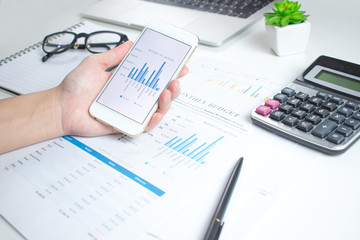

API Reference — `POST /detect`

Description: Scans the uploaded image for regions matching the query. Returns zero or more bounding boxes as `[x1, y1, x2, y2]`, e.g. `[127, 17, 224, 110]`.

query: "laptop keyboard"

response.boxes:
[143, 0, 273, 18]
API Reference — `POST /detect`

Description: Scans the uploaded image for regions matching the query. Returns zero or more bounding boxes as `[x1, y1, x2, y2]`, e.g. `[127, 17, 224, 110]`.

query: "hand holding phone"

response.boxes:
[90, 20, 198, 136]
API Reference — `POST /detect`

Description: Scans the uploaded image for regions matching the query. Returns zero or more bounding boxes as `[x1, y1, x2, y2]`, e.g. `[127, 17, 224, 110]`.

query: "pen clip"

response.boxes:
[215, 219, 224, 240]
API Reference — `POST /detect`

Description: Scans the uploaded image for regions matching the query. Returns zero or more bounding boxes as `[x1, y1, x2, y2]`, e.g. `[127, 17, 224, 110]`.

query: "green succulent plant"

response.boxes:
[264, 0, 309, 27]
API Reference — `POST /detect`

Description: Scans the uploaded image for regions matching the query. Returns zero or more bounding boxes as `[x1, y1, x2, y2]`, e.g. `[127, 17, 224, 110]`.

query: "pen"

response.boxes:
[203, 157, 244, 240]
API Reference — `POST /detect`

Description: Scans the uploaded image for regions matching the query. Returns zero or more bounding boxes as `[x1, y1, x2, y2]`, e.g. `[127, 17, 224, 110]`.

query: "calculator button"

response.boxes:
[345, 101, 359, 110]
[336, 125, 353, 137]
[321, 101, 338, 111]
[270, 110, 285, 121]
[278, 104, 294, 114]
[306, 114, 322, 125]
[256, 105, 271, 116]
[282, 116, 299, 127]
[352, 112, 360, 120]
[308, 96, 324, 107]
[316, 92, 329, 100]
[292, 109, 307, 119]
[273, 93, 288, 103]
[326, 132, 345, 144]
[296, 121, 313, 132]
[329, 96, 344, 105]
[265, 99, 280, 109]
[344, 118, 360, 130]
[281, 87, 296, 97]
[300, 103, 315, 113]
[329, 113, 346, 124]
[287, 98, 301, 108]
[337, 106, 353, 117]
[311, 120, 338, 138]
[295, 92, 309, 101]
[313, 108, 330, 118]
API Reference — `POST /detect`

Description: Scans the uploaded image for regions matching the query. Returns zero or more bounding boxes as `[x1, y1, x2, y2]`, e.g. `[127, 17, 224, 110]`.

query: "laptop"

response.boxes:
[81, 0, 274, 47]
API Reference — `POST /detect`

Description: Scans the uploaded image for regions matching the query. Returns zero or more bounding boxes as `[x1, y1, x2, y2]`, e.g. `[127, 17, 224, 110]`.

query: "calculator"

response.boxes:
[250, 55, 360, 154]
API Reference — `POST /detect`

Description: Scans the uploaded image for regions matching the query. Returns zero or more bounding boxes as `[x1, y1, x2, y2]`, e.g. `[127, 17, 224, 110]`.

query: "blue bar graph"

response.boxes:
[164, 134, 224, 164]
[127, 62, 166, 91]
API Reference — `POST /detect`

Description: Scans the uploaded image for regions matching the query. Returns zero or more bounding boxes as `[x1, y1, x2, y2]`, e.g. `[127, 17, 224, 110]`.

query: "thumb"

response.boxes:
[97, 41, 133, 70]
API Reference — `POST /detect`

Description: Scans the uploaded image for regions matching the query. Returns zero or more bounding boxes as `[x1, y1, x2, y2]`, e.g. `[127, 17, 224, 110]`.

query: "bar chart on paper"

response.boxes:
[162, 134, 224, 164]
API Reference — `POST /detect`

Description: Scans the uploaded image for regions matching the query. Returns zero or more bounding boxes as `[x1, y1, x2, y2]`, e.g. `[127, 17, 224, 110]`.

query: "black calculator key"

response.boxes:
[300, 103, 315, 113]
[336, 125, 353, 137]
[316, 92, 329, 100]
[311, 120, 338, 138]
[326, 132, 345, 144]
[287, 98, 301, 108]
[281, 87, 296, 97]
[329, 96, 344, 105]
[337, 106, 353, 117]
[345, 101, 359, 110]
[306, 114, 322, 125]
[314, 108, 330, 118]
[329, 113, 346, 124]
[273, 93, 288, 103]
[292, 109, 307, 119]
[278, 104, 293, 114]
[296, 121, 313, 132]
[270, 110, 285, 121]
[344, 118, 360, 130]
[282, 116, 299, 127]
[321, 101, 338, 111]
[352, 112, 360, 120]
[295, 92, 309, 101]
[308, 96, 324, 106]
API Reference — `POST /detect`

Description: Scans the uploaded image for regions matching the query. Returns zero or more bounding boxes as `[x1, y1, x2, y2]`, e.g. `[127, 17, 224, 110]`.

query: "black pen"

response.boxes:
[203, 157, 244, 240]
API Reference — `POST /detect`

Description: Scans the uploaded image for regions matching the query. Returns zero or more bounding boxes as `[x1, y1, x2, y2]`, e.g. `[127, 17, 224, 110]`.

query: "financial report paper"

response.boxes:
[0, 57, 281, 240]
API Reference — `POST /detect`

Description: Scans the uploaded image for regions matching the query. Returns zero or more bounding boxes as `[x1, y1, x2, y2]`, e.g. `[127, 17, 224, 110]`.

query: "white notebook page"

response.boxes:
[0, 21, 118, 95]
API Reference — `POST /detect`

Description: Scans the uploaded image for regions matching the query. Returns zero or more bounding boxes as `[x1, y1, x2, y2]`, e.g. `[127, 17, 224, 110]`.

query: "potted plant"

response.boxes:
[264, 0, 310, 56]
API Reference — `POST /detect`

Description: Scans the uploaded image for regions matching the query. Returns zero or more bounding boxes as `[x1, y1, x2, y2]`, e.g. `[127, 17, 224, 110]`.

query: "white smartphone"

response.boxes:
[90, 20, 198, 137]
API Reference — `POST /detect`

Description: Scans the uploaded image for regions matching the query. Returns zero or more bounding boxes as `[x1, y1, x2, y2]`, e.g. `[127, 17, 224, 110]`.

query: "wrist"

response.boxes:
[0, 88, 64, 154]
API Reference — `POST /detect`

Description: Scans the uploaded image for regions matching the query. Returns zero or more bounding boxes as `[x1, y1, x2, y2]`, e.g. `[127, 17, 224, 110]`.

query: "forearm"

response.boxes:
[0, 88, 64, 154]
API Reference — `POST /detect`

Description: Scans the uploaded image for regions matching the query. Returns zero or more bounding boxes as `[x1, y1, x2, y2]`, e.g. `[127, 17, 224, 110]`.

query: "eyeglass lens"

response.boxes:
[86, 32, 122, 53]
[43, 32, 75, 54]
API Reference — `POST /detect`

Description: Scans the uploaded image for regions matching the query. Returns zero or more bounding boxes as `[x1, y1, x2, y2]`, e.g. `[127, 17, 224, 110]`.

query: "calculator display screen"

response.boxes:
[315, 70, 360, 93]
[304, 65, 360, 98]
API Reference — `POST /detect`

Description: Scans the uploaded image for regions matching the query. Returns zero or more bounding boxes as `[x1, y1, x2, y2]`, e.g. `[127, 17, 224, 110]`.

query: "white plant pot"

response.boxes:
[265, 21, 311, 56]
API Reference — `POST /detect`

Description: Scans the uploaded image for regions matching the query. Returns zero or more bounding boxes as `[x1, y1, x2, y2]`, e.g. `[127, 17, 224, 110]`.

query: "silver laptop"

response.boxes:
[81, 0, 274, 47]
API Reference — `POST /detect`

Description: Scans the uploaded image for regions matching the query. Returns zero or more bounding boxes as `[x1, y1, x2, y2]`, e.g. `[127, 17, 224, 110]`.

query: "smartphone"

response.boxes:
[89, 20, 198, 137]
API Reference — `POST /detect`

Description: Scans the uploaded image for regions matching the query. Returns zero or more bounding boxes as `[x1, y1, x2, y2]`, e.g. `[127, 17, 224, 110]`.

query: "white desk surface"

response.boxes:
[1, 0, 360, 239]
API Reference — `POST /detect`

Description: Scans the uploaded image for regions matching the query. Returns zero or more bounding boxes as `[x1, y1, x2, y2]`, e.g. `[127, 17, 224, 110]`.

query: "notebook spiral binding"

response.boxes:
[0, 42, 41, 67]
[0, 22, 85, 67]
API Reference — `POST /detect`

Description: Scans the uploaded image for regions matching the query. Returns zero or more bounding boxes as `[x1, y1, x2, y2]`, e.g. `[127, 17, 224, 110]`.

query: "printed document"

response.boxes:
[0, 56, 281, 240]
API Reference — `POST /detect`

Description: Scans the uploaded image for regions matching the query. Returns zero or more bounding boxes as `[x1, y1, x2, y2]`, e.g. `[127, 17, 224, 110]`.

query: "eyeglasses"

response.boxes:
[42, 31, 128, 62]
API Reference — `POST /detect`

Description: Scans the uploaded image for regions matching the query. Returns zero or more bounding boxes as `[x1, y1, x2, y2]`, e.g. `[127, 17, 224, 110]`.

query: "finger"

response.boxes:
[144, 90, 172, 131]
[178, 66, 189, 78]
[144, 112, 162, 131]
[157, 89, 172, 114]
[96, 41, 133, 70]
[167, 79, 180, 100]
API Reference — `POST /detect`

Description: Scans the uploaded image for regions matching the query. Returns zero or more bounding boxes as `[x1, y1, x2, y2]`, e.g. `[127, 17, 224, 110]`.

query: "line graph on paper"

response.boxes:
[181, 58, 282, 103]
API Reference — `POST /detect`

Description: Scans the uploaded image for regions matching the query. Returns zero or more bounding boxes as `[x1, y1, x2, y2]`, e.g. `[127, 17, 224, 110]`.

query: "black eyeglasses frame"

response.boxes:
[41, 30, 128, 62]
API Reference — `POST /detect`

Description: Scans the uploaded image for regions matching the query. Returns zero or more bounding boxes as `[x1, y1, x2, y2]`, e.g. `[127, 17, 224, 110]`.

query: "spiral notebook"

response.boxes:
[0, 21, 121, 95]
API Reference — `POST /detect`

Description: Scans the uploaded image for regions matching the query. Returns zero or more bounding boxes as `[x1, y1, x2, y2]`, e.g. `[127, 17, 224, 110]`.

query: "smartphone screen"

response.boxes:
[96, 28, 192, 124]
